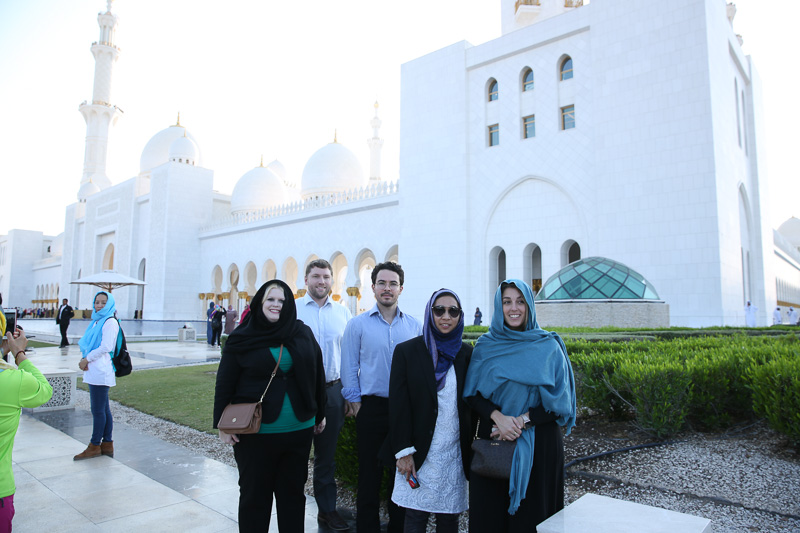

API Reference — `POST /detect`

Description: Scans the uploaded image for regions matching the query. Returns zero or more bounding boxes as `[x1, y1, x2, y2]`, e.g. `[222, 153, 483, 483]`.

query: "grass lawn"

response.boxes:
[28, 340, 58, 348]
[78, 364, 218, 434]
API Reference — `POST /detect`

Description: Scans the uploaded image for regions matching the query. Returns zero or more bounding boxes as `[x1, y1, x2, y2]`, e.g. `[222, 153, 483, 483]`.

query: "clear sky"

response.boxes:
[0, 0, 796, 236]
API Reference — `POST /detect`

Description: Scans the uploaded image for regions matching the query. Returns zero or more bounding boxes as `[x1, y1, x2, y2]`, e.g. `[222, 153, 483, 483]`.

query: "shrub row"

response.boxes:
[568, 334, 800, 442]
[335, 333, 800, 489]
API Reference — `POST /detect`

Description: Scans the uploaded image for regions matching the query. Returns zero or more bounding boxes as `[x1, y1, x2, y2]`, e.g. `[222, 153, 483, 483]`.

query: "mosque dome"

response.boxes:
[231, 165, 288, 214]
[139, 124, 202, 173]
[301, 142, 366, 198]
[268, 159, 294, 188]
[536, 257, 661, 300]
[168, 135, 199, 165]
[777, 217, 800, 249]
[77, 180, 101, 200]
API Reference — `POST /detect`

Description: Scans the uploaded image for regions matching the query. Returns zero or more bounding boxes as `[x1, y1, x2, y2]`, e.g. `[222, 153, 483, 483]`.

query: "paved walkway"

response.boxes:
[27, 341, 224, 375]
[11, 340, 360, 532]
[13, 408, 357, 532]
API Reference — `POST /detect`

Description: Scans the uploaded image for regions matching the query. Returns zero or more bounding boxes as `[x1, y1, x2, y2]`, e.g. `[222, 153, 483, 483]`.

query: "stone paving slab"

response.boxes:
[11, 412, 339, 532]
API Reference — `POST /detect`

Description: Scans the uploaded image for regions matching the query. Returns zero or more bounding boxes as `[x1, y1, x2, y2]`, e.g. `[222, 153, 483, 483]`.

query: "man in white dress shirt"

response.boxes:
[296, 259, 353, 531]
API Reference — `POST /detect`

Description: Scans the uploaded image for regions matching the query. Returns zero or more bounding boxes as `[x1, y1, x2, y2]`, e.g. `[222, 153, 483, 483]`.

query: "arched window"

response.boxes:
[522, 68, 534, 91]
[102, 244, 115, 270]
[561, 240, 581, 267]
[560, 57, 573, 81]
[488, 79, 499, 101]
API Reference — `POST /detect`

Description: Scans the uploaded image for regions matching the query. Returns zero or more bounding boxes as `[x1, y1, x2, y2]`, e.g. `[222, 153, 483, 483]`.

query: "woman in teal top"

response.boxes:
[214, 280, 326, 532]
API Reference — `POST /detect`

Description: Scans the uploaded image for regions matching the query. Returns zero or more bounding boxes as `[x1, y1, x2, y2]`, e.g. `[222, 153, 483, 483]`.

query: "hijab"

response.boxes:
[224, 280, 306, 356]
[422, 289, 465, 392]
[78, 291, 117, 357]
[463, 279, 576, 514]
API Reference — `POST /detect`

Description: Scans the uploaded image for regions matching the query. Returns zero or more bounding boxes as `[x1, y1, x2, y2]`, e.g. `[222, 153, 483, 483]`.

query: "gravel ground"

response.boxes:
[75, 391, 800, 532]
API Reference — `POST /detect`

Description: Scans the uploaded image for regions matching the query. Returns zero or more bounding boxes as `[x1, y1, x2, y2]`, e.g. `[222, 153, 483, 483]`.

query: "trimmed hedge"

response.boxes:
[747, 357, 800, 447]
[569, 334, 800, 440]
[334, 332, 800, 491]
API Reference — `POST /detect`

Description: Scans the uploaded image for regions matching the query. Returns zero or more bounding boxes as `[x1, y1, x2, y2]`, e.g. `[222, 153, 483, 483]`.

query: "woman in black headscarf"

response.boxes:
[213, 280, 326, 532]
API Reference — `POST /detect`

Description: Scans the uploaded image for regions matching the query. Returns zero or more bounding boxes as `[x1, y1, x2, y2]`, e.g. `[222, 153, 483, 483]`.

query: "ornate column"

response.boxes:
[346, 287, 360, 316]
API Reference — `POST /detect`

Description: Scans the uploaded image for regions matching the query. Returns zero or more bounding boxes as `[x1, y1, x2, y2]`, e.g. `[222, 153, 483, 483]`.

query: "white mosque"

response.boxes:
[2, 0, 800, 327]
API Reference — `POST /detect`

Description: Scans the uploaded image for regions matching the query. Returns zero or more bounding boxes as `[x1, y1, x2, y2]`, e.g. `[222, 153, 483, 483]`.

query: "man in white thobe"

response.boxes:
[744, 301, 757, 327]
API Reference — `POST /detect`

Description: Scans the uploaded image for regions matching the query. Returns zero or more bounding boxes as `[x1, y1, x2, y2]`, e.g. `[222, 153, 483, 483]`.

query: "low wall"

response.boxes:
[24, 368, 78, 412]
[536, 300, 669, 328]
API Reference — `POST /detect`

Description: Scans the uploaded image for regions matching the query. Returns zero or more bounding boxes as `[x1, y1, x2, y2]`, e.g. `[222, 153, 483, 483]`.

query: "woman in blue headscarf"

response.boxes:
[74, 291, 119, 460]
[463, 280, 576, 532]
[387, 288, 474, 533]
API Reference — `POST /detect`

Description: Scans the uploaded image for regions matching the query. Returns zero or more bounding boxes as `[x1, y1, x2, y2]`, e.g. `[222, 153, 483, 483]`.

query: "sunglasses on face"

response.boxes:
[432, 306, 462, 318]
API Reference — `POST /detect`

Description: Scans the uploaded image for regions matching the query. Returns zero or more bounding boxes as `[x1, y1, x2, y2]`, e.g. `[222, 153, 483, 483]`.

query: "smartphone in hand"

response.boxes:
[4, 309, 16, 336]
[407, 473, 420, 489]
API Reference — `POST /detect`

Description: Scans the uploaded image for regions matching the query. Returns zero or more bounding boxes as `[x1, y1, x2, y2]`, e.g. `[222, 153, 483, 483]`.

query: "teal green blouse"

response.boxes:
[258, 346, 315, 433]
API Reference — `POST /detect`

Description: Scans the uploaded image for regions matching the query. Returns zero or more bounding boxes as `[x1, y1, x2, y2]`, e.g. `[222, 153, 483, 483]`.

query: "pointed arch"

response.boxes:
[282, 257, 299, 294]
[102, 243, 115, 270]
[384, 245, 399, 264]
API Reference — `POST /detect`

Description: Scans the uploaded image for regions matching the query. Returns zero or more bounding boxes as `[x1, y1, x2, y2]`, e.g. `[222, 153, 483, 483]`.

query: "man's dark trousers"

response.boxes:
[314, 380, 345, 514]
[59, 319, 70, 347]
[356, 395, 404, 533]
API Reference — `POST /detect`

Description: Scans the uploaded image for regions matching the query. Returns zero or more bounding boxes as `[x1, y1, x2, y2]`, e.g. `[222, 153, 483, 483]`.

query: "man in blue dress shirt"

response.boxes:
[297, 259, 353, 531]
[341, 262, 422, 533]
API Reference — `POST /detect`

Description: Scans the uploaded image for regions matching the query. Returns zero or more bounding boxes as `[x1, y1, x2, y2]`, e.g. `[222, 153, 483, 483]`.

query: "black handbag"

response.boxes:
[470, 419, 516, 479]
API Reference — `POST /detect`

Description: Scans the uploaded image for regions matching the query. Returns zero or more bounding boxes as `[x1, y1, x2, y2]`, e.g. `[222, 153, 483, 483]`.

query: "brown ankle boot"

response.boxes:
[73, 444, 102, 461]
[100, 441, 114, 457]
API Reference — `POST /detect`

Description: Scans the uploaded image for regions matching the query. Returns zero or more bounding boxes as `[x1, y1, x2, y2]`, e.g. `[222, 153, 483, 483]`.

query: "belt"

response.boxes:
[325, 378, 341, 388]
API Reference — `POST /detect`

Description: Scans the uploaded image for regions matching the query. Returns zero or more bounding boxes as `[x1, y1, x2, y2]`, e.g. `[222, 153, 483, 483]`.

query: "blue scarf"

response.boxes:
[463, 279, 576, 514]
[423, 289, 465, 392]
[78, 291, 117, 358]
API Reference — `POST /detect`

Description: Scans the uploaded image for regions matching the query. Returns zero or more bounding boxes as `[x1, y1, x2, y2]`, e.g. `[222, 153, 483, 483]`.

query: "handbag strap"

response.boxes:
[258, 344, 283, 403]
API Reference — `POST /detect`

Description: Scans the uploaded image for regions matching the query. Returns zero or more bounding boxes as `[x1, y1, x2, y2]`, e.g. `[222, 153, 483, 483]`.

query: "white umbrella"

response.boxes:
[70, 270, 147, 292]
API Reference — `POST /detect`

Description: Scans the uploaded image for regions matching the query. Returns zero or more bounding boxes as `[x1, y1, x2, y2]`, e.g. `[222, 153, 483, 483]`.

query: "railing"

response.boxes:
[515, 0, 541, 11]
[201, 180, 399, 232]
[92, 41, 120, 51]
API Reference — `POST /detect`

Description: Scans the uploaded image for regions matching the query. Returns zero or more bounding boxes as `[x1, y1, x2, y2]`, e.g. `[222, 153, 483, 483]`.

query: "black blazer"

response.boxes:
[56, 305, 74, 325]
[385, 336, 474, 479]
[212, 328, 326, 429]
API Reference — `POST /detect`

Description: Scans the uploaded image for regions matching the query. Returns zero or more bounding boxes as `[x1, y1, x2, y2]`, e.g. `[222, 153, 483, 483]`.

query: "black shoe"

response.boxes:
[318, 510, 350, 531]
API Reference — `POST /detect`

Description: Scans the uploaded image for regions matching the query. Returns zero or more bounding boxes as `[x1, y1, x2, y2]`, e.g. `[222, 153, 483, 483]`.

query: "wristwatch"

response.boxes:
[521, 413, 532, 429]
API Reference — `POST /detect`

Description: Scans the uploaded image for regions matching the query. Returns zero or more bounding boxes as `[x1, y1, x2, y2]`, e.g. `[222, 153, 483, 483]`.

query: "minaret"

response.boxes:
[367, 101, 383, 182]
[77, 0, 122, 201]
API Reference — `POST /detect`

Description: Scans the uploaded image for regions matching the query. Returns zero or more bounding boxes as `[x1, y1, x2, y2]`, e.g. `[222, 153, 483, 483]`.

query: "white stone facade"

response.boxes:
[2, 0, 797, 328]
[398, 0, 778, 326]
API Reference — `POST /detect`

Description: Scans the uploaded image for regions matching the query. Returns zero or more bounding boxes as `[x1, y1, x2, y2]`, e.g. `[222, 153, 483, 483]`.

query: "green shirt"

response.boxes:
[258, 346, 315, 434]
[0, 359, 54, 497]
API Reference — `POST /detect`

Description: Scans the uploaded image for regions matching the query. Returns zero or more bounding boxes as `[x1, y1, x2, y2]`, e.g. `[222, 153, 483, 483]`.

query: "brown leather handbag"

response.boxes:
[218, 345, 283, 434]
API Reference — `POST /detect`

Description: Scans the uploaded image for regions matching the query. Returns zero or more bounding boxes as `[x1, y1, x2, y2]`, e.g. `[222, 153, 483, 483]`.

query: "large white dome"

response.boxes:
[231, 166, 288, 214]
[301, 142, 366, 198]
[140, 125, 202, 173]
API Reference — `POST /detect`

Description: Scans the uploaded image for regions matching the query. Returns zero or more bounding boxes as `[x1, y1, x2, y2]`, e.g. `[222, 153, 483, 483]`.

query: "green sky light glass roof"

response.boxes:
[535, 257, 660, 301]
